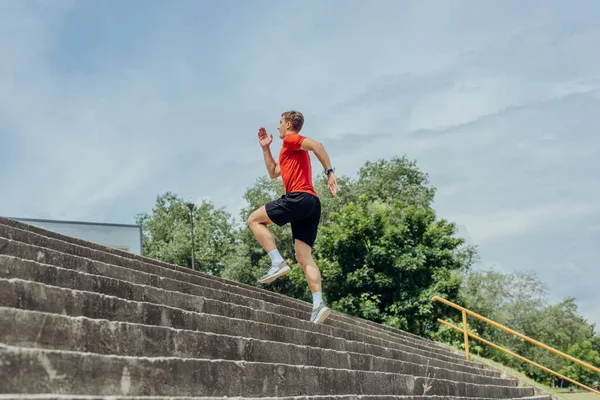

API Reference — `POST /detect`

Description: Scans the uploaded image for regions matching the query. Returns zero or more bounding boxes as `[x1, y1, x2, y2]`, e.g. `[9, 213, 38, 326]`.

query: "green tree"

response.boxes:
[532, 298, 595, 353]
[457, 269, 597, 385]
[135, 192, 236, 275]
[458, 269, 548, 363]
[351, 157, 436, 207]
[316, 197, 474, 336]
[317, 156, 475, 336]
[523, 298, 596, 384]
[592, 335, 600, 355]
[559, 340, 600, 387]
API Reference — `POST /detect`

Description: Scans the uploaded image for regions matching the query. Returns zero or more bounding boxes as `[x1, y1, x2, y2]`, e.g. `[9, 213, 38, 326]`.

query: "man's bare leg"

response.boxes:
[247, 206, 276, 252]
[248, 206, 290, 283]
[295, 239, 331, 324]
[294, 239, 322, 293]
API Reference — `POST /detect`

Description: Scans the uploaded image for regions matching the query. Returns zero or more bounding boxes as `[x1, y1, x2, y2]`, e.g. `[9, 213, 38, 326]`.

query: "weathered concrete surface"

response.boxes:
[0, 307, 515, 387]
[0, 217, 545, 399]
[0, 220, 453, 352]
[0, 396, 555, 400]
[0, 254, 473, 368]
[0, 277, 493, 377]
[0, 345, 535, 398]
[0, 216, 428, 344]
[0, 235, 471, 368]
[0, 230, 448, 357]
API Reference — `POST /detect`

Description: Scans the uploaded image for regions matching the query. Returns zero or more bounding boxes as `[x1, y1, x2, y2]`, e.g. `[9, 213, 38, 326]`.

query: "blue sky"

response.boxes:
[1, 0, 599, 328]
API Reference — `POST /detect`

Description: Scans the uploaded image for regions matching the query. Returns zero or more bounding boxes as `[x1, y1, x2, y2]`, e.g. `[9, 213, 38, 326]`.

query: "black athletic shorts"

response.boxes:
[265, 192, 321, 247]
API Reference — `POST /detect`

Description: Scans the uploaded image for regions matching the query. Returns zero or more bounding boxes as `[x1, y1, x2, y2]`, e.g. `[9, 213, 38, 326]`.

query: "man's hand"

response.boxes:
[328, 172, 338, 196]
[258, 127, 273, 148]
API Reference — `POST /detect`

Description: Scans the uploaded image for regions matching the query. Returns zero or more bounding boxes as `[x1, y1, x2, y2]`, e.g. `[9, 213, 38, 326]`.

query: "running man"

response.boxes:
[247, 110, 338, 324]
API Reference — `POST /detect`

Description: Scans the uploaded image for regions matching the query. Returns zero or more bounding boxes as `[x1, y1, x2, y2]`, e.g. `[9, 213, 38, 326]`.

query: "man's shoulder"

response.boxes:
[282, 133, 306, 150]
[283, 132, 305, 141]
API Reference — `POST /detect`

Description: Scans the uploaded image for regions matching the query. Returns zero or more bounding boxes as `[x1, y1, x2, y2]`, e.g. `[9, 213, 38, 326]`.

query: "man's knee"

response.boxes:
[248, 206, 272, 227]
[247, 211, 258, 226]
[248, 214, 262, 229]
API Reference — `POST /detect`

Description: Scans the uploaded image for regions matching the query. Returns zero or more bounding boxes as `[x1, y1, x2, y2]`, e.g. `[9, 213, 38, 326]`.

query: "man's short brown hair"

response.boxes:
[282, 110, 304, 132]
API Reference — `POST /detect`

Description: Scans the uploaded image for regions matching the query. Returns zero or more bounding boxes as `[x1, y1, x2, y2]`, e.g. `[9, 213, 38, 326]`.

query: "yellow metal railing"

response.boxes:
[432, 295, 600, 396]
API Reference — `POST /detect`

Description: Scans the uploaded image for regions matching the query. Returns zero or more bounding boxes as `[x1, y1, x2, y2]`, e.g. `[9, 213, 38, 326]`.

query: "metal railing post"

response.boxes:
[462, 309, 470, 360]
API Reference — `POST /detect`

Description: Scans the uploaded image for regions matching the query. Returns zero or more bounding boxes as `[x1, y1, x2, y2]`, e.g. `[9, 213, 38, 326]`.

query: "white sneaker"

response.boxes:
[310, 302, 331, 324]
[258, 261, 291, 284]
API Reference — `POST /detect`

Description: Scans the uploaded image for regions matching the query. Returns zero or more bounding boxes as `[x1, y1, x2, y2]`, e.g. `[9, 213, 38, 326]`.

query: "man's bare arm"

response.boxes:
[262, 147, 281, 179]
[300, 137, 338, 196]
[257, 127, 280, 179]
[300, 137, 332, 170]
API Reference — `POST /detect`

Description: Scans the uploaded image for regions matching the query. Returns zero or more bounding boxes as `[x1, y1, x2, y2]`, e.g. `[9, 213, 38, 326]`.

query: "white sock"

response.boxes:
[268, 249, 284, 266]
[312, 291, 323, 308]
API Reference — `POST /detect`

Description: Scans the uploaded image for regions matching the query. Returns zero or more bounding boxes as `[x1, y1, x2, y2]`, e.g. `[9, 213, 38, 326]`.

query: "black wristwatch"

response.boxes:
[325, 168, 334, 176]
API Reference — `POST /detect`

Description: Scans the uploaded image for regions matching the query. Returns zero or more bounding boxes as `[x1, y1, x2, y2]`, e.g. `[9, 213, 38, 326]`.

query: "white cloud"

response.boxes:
[445, 202, 598, 243]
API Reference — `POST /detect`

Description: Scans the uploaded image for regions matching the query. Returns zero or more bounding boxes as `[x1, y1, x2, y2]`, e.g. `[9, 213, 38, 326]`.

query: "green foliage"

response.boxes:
[559, 340, 600, 387]
[135, 192, 236, 275]
[591, 335, 600, 354]
[430, 320, 484, 356]
[455, 268, 597, 387]
[352, 157, 436, 207]
[458, 269, 548, 360]
[317, 197, 473, 336]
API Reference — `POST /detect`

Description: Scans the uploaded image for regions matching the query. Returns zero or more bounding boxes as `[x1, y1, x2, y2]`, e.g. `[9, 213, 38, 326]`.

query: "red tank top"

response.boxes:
[279, 133, 318, 197]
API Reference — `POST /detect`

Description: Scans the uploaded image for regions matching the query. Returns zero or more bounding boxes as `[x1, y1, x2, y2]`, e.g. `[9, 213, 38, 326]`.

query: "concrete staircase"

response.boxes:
[0, 216, 550, 399]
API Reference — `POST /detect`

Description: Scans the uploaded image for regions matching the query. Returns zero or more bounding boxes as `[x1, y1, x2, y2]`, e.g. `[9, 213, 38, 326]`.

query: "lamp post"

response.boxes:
[186, 202, 195, 269]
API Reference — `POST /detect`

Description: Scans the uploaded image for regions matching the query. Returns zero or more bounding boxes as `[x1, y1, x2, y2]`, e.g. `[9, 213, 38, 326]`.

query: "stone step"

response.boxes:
[0, 307, 515, 388]
[0, 396, 554, 400]
[0, 277, 495, 378]
[0, 344, 536, 398]
[0, 231, 465, 364]
[0, 219, 452, 352]
[0, 221, 442, 355]
[0, 253, 474, 370]
[0, 240, 469, 367]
